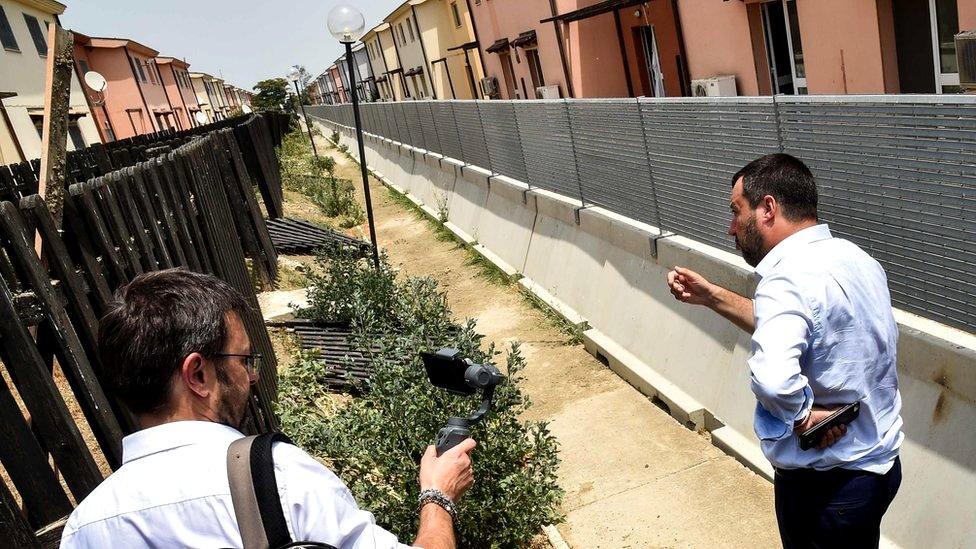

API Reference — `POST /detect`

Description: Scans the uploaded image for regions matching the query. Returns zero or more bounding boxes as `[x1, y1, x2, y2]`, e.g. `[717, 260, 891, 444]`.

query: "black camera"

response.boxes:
[421, 348, 505, 455]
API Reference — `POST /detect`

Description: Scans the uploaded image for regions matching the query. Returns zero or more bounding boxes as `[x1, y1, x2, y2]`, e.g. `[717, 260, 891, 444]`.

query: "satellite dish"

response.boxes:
[195, 111, 209, 124]
[242, 104, 253, 114]
[84, 71, 107, 93]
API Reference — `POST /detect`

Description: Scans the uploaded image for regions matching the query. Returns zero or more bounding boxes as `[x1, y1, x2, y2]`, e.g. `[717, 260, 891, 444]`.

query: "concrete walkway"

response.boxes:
[304, 135, 782, 548]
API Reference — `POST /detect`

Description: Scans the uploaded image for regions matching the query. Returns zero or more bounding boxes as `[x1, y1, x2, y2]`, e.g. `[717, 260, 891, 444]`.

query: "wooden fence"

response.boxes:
[0, 111, 291, 546]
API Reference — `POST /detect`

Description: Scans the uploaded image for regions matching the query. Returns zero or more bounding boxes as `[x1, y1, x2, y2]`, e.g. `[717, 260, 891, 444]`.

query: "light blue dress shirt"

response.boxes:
[61, 421, 413, 548]
[749, 224, 903, 474]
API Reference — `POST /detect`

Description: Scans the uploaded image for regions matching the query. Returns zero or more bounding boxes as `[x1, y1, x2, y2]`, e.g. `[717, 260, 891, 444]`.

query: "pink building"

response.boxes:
[74, 34, 180, 140]
[156, 57, 200, 130]
[468, 0, 685, 99]
[468, 0, 567, 99]
[677, 0, 974, 96]
[328, 65, 348, 104]
[464, 0, 974, 99]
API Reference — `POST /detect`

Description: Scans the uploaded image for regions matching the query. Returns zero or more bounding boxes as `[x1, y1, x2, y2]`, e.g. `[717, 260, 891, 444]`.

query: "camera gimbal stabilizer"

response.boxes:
[421, 348, 505, 456]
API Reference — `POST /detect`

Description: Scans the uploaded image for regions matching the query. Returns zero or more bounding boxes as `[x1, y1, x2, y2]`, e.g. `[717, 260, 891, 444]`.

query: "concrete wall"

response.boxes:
[312, 114, 976, 548]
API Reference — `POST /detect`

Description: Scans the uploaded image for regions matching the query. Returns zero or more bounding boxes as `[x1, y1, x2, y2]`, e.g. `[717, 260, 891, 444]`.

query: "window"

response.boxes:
[23, 14, 46, 56]
[68, 120, 85, 150]
[419, 73, 429, 98]
[148, 62, 157, 84]
[406, 18, 415, 42]
[130, 56, 146, 83]
[398, 23, 405, 45]
[78, 58, 89, 75]
[0, 6, 19, 51]
[931, 0, 960, 92]
[451, 2, 462, 27]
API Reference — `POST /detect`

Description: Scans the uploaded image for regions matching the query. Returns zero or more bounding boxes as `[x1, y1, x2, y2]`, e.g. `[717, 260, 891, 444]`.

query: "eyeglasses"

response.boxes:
[211, 352, 263, 376]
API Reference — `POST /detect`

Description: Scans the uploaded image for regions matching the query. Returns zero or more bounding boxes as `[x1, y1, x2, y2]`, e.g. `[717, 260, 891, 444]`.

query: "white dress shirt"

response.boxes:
[749, 224, 903, 473]
[60, 421, 414, 548]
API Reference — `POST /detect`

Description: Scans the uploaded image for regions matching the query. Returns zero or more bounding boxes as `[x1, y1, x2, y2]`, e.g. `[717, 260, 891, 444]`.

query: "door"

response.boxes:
[499, 51, 518, 99]
[638, 26, 666, 97]
[761, 1, 795, 94]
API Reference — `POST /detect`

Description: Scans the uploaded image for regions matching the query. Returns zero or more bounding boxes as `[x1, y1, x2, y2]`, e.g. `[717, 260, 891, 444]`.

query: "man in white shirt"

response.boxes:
[61, 269, 475, 549]
[666, 154, 902, 548]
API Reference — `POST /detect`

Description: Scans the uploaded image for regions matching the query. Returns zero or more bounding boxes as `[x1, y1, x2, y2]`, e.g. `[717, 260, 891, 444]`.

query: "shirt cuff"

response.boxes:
[754, 386, 814, 441]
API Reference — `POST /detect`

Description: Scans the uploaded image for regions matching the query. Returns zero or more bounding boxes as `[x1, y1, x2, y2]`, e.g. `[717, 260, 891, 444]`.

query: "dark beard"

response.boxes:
[215, 368, 250, 429]
[737, 215, 765, 268]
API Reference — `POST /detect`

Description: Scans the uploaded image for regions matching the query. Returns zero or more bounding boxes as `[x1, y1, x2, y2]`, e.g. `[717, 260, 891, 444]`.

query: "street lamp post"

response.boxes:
[288, 66, 319, 158]
[328, 4, 380, 271]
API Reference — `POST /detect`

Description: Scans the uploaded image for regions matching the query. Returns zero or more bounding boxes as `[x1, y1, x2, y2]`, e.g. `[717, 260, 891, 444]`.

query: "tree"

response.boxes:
[251, 78, 289, 111]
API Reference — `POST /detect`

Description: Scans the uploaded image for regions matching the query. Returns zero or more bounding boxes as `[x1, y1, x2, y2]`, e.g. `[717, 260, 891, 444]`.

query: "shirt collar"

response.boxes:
[122, 420, 244, 465]
[754, 223, 832, 279]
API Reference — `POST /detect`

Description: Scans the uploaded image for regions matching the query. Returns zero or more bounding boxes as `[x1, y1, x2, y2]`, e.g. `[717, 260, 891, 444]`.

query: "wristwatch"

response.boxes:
[418, 488, 457, 522]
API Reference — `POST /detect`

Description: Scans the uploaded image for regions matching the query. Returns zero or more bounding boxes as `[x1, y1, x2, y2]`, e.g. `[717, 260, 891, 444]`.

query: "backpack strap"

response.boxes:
[227, 433, 294, 549]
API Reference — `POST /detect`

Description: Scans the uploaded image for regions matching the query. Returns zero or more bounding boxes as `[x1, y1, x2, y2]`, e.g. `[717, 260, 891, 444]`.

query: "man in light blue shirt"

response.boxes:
[667, 153, 902, 548]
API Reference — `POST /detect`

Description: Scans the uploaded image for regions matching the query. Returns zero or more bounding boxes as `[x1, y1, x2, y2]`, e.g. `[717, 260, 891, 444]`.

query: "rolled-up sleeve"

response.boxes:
[749, 274, 814, 441]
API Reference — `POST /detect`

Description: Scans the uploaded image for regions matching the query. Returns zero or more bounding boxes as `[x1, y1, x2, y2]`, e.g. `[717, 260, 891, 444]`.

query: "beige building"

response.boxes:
[363, 23, 405, 101]
[0, 0, 100, 164]
[189, 72, 230, 122]
[412, 0, 485, 99]
[386, 2, 433, 99]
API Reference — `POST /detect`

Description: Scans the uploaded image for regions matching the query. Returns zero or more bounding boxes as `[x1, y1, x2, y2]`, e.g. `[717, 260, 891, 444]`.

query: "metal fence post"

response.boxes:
[562, 99, 586, 206]
[475, 101, 497, 176]
[635, 98, 666, 235]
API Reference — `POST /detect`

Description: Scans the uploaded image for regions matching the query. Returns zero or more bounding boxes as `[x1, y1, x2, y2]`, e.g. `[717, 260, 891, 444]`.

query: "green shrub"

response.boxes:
[278, 131, 363, 224]
[331, 130, 341, 144]
[278, 246, 563, 548]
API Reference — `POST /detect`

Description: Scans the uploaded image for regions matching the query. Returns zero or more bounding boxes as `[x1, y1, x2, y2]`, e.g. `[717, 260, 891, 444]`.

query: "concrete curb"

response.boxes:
[543, 524, 570, 549]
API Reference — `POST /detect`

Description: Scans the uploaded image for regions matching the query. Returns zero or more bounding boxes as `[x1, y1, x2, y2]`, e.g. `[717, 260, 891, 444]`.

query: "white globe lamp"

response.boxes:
[327, 4, 365, 44]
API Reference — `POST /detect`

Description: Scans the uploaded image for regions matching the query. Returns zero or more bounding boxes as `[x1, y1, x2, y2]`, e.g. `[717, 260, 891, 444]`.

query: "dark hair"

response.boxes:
[97, 268, 249, 414]
[732, 153, 818, 221]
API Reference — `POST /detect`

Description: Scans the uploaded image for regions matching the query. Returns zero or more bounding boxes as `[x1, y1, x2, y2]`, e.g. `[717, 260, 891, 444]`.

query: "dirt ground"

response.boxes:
[304, 139, 620, 421]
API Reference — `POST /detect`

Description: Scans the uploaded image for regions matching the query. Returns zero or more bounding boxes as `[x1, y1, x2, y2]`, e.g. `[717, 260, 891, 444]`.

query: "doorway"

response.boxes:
[892, 0, 960, 93]
[762, 2, 797, 95]
[636, 25, 666, 97]
[499, 51, 518, 99]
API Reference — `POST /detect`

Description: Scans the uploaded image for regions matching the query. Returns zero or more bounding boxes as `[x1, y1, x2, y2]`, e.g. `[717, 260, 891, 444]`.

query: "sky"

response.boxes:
[61, 0, 400, 90]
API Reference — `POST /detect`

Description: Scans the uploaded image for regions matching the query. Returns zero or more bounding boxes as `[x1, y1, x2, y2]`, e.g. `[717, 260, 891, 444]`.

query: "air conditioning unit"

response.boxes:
[480, 76, 499, 98]
[535, 85, 560, 99]
[956, 30, 976, 90]
[691, 75, 737, 97]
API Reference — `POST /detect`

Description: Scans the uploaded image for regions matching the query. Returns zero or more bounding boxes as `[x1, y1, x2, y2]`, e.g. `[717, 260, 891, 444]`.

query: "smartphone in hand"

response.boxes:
[798, 402, 860, 451]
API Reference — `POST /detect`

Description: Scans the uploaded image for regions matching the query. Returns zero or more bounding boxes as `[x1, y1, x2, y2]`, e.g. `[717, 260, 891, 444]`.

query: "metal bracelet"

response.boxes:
[417, 488, 458, 522]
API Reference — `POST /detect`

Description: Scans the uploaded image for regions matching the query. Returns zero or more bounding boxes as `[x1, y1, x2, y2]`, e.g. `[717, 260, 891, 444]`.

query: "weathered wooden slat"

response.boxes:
[58, 200, 114, 316]
[0, 275, 103, 500]
[129, 168, 174, 268]
[169, 154, 215, 274]
[0, 481, 39, 548]
[21, 196, 102, 373]
[91, 178, 143, 279]
[0, 373, 73, 527]
[111, 169, 159, 272]
[154, 158, 201, 272]
[67, 184, 127, 287]
[0, 201, 124, 468]
[143, 164, 187, 268]
[223, 132, 278, 279]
